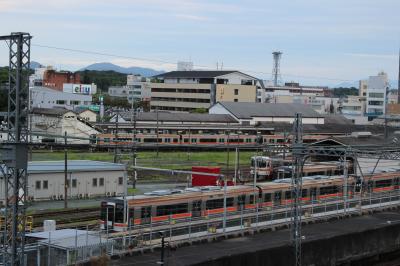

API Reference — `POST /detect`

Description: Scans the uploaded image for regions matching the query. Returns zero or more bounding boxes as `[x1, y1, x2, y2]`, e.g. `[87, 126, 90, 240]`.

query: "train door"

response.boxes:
[273, 191, 282, 206]
[238, 194, 246, 210]
[141, 206, 152, 224]
[310, 188, 317, 201]
[101, 202, 115, 230]
[192, 200, 202, 217]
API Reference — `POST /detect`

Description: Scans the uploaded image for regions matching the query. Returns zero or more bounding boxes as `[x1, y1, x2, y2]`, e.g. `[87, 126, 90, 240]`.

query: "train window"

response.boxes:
[199, 138, 217, 143]
[206, 199, 224, 210]
[141, 206, 152, 219]
[218, 138, 225, 143]
[264, 193, 272, 202]
[104, 138, 110, 143]
[249, 195, 255, 204]
[395, 178, 400, 187]
[274, 191, 282, 204]
[191, 139, 197, 143]
[302, 189, 308, 197]
[173, 138, 178, 142]
[156, 203, 188, 216]
[184, 138, 189, 143]
[143, 138, 158, 143]
[285, 191, 292, 200]
[164, 138, 171, 143]
[115, 203, 124, 223]
[319, 186, 338, 195]
[375, 179, 392, 188]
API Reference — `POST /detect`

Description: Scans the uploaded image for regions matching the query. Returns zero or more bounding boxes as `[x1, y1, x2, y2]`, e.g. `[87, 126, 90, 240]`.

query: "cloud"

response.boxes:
[345, 53, 398, 60]
[174, 14, 212, 21]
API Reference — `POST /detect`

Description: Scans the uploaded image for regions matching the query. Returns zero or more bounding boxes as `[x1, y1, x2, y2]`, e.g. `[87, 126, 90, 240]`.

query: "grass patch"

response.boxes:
[32, 150, 261, 170]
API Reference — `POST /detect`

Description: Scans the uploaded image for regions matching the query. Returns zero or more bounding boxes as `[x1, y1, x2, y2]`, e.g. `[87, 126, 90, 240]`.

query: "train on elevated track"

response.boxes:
[100, 166, 400, 232]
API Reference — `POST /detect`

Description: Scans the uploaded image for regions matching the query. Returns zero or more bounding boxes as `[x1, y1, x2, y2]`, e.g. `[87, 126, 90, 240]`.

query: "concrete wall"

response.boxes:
[215, 84, 256, 103]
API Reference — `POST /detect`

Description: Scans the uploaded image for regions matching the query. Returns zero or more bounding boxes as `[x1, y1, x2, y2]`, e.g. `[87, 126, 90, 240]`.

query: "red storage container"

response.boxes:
[191, 166, 220, 187]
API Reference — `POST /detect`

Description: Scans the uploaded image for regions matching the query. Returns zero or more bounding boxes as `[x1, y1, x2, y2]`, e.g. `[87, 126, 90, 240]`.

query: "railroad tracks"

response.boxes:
[29, 207, 100, 229]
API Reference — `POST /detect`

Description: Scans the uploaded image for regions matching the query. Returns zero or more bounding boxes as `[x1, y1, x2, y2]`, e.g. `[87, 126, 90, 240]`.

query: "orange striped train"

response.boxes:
[100, 169, 400, 231]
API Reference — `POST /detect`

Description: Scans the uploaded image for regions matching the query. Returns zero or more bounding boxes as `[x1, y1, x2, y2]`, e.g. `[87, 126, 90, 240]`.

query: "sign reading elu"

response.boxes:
[63, 83, 95, 95]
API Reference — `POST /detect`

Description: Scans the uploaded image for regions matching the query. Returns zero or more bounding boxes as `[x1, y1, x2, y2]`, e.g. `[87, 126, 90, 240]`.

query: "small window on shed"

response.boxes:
[35, 181, 41, 190]
[118, 177, 123, 185]
[92, 178, 97, 187]
[43, 180, 48, 189]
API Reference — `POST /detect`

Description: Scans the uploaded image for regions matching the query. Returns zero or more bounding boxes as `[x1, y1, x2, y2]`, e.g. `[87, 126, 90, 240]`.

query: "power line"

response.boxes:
[32, 43, 356, 83]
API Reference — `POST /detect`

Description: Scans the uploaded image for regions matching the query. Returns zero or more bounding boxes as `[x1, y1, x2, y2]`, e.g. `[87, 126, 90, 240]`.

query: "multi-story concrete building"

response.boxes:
[108, 74, 151, 104]
[257, 82, 327, 103]
[150, 71, 257, 112]
[366, 72, 389, 120]
[359, 80, 368, 97]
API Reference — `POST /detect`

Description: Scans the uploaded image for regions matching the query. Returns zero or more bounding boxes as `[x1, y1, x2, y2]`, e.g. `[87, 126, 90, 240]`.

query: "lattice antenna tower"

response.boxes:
[272, 51, 283, 86]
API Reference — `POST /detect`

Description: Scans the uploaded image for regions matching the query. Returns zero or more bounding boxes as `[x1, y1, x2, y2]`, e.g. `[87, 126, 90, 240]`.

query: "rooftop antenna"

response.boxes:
[272, 51, 283, 86]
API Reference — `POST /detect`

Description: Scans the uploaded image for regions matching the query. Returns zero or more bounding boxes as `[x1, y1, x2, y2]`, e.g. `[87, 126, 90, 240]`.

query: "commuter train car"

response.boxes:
[93, 133, 328, 147]
[100, 169, 400, 232]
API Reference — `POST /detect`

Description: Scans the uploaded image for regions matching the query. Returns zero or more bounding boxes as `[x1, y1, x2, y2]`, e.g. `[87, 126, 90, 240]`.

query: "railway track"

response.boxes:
[29, 207, 100, 229]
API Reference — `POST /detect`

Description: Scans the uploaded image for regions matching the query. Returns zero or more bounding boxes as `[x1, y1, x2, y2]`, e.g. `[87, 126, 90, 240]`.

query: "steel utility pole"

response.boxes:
[113, 110, 119, 163]
[64, 131, 68, 208]
[131, 105, 137, 189]
[0, 32, 31, 266]
[291, 113, 304, 266]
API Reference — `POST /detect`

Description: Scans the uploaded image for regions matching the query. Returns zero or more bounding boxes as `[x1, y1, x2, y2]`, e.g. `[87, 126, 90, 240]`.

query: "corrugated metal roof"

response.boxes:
[217, 102, 323, 119]
[1, 160, 125, 175]
[120, 112, 237, 123]
[32, 107, 72, 116]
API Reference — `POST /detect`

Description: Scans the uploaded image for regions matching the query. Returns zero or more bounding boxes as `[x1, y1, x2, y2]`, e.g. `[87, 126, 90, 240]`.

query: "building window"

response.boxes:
[234, 99, 238, 102]
[118, 177, 123, 185]
[43, 180, 48, 189]
[72, 179, 77, 188]
[368, 92, 384, 98]
[35, 181, 41, 190]
[70, 100, 80, 105]
[99, 178, 104, 186]
[234, 89, 239, 95]
[92, 178, 97, 187]
[56, 100, 65, 104]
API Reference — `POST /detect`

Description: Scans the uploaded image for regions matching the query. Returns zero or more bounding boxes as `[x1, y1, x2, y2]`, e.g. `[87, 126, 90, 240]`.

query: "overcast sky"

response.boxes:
[0, 0, 399, 86]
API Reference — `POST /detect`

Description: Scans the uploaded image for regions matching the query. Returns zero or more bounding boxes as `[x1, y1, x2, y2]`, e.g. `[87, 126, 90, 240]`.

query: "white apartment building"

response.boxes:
[366, 72, 389, 120]
[108, 74, 151, 104]
[257, 81, 327, 103]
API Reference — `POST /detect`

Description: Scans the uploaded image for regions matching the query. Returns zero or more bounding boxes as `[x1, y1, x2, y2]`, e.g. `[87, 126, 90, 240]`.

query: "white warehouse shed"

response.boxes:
[0, 160, 127, 203]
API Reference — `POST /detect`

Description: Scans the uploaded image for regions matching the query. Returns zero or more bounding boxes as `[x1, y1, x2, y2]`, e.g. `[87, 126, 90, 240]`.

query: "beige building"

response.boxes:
[150, 71, 257, 112]
[359, 80, 368, 97]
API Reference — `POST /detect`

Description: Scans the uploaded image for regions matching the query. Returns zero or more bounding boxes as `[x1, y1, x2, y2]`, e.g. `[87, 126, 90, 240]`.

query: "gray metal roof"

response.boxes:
[32, 107, 72, 116]
[22, 160, 125, 174]
[153, 70, 236, 79]
[217, 102, 323, 119]
[120, 112, 237, 123]
[153, 70, 256, 79]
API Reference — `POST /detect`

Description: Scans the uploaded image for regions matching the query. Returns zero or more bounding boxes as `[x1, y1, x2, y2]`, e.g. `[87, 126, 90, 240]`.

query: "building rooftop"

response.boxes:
[119, 112, 237, 123]
[216, 102, 323, 119]
[0, 161, 125, 176]
[153, 70, 256, 79]
[32, 107, 72, 116]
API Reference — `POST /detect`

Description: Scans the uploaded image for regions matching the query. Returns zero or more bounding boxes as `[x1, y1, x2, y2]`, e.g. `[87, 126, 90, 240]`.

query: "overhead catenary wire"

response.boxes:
[32, 43, 357, 83]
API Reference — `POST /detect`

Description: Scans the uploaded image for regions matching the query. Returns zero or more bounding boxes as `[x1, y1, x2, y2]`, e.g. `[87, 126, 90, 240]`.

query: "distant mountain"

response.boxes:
[80, 62, 165, 77]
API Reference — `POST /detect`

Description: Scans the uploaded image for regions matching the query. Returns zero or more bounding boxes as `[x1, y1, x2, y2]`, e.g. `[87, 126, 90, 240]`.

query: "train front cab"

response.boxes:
[100, 199, 126, 231]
